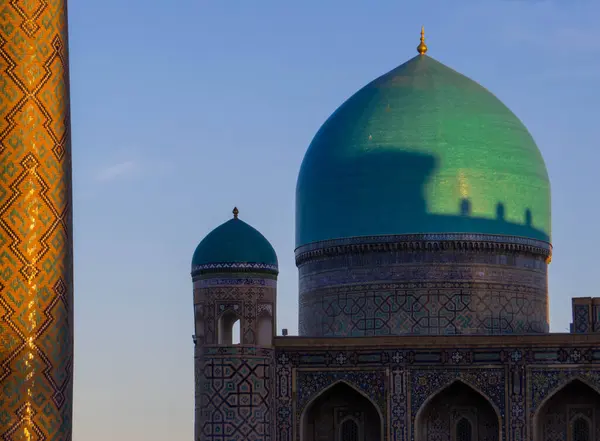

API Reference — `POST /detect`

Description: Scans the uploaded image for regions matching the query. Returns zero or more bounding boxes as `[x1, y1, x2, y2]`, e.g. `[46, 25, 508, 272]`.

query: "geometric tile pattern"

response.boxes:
[274, 341, 600, 441]
[300, 281, 548, 336]
[527, 368, 600, 441]
[193, 271, 277, 441]
[298, 242, 549, 336]
[294, 369, 387, 439]
[573, 304, 591, 333]
[300, 379, 382, 440]
[193, 275, 275, 345]
[0, 1, 74, 440]
[413, 380, 500, 441]
[195, 346, 273, 441]
[571, 298, 600, 333]
[274, 353, 293, 441]
[389, 369, 408, 441]
[409, 367, 505, 432]
[527, 368, 600, 416]
[533, 379, 600, 441]
[508, 365, 527, 441]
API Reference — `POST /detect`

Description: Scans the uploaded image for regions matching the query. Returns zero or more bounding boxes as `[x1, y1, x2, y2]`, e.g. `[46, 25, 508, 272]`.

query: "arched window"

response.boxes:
[302, 382, 380, 441]
[456, 417, 472, 441]
[340, 418, 359, 441]
[416, 381, 495, 441]
[572, 416, 591, 441]
[218, 311, 240, 345]
[535, 380, 600, 441]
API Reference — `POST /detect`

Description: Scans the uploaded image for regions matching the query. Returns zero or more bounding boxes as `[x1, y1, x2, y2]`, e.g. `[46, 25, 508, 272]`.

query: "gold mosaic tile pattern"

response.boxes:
[0, 1, 73, 439]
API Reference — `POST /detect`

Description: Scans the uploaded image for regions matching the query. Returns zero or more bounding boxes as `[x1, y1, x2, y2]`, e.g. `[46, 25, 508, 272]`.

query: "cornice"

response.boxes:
[191, 261, 279, 278]
[295, 233, 552, 266]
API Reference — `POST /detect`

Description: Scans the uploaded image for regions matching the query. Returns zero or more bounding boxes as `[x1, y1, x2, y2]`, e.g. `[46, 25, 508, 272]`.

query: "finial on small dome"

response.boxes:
[417, 25, 428, 55]
[232, 207, 239, 219]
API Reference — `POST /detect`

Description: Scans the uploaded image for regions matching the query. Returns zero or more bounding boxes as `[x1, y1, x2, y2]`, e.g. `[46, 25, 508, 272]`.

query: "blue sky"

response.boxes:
[68, 0, 600, 439]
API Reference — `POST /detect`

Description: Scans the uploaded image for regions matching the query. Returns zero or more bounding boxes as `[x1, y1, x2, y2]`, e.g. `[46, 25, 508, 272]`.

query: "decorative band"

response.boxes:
[195, 345, 275, 357]
[194, 277, 278, 288]
[191, 261, 279, 276]
[295, 233, 552, 265]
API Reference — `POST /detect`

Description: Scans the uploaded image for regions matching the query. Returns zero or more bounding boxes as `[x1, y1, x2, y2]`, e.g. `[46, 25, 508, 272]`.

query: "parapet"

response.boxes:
[570, 297, 600, 333]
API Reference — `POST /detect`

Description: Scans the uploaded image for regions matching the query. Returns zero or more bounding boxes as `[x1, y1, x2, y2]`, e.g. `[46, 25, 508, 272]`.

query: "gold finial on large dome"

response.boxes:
[233, 207, 239, 218]
[417, 25, 428, 55]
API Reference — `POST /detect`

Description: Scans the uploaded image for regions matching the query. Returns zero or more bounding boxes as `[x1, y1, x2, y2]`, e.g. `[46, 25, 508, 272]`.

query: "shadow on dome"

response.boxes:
[296, 146, 549, 245]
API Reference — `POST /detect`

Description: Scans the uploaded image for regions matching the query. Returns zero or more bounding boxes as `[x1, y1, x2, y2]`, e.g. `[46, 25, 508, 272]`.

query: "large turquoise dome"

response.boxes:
[296, 53, 551, 248]
[192, 209, 278, 271]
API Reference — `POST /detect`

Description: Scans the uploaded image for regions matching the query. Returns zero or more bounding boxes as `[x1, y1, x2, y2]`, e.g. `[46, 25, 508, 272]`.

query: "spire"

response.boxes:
[417, 25, 428, 55]
[232, 207, 239, 219]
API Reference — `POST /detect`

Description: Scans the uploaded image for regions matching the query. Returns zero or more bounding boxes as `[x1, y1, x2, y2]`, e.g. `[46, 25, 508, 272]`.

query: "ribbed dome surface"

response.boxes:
[296, 54, 550, 248]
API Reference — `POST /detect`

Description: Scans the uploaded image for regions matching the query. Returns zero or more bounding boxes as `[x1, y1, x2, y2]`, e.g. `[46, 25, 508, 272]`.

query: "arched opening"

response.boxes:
[301, 381, 382, 441]
[415, 380, 500, 441]
[339, 417, 359, 441]
[217, 311, 240, 345]
[455, 417, 472, 441]
[534, 379, 600, 441]
[257, 316, 273, 346]
[232, 319, 240, 344]
[572, 415, 591, 441]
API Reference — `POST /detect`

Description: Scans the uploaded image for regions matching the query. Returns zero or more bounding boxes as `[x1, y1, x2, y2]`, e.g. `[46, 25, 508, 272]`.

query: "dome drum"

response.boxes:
[297, 233, 550, 337]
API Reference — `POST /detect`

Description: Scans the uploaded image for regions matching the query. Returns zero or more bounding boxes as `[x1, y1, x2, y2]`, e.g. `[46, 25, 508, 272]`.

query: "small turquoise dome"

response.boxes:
[192, 208, 278, 270]
[296, 52, 551, 248]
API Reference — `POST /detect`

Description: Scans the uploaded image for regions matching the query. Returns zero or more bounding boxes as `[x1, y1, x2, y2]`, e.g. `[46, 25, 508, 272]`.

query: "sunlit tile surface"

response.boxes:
[0, 1, 73, 439]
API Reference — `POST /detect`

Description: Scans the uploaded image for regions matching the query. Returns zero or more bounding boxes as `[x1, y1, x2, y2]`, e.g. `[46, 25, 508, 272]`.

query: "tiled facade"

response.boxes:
[0, 1, 74, 440]
[192, 229, 600, 441]
[274, 335, 600, 441]
[192, 327, 600, 441]
[193, 255, 600, 441]
[297, 234, 551, 337]
[195, 346, 274, 441]
[192, 273, 276, 346]
[193, 267, 277, 440]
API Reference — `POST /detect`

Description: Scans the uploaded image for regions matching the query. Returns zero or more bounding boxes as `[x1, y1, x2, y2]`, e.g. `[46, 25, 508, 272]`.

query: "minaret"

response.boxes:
[191, 208, 278, 440]
[0, 2, 74, 440]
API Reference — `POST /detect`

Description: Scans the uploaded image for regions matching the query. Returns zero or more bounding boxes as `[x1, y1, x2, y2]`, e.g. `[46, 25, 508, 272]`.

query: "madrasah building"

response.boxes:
[191, 29, 600, 441]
